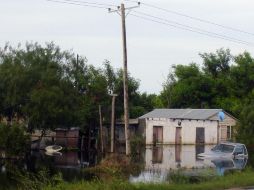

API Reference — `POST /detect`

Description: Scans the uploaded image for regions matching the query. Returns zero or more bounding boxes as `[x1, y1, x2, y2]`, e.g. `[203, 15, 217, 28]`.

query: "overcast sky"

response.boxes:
[1, 0, 254, 94]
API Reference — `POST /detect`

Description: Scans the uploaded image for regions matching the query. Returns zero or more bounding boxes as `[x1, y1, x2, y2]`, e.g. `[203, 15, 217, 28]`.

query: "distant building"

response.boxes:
[139, 109, 236, 145]
[55, 128, 80, 149]
[115, 119, 139, 144]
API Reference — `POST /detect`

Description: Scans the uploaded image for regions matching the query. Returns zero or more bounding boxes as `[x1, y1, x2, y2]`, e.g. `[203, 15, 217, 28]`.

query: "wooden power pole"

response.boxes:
[99, 105, 104, 153]
[109, 3, 140, 156]
[110, 94, 117, 153]
[120, 3, 131, 156]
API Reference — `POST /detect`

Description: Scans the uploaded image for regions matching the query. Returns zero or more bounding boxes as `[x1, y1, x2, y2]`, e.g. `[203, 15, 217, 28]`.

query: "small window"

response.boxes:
[234, 146, 244, 155]
[241, 145, 247, 155]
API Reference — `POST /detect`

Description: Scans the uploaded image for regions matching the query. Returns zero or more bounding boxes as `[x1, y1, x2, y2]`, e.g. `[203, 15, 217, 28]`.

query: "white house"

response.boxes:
[139, 109, 237, 145]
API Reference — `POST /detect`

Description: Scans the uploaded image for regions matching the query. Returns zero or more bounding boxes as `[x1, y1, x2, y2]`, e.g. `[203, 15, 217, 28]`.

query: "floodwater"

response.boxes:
[129, 145, 248, 183]
[0, 145, 250, 186]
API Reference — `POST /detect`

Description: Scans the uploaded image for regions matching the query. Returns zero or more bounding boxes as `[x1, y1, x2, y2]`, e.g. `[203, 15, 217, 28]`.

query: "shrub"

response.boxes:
[0, 123, 30, 156]
[130, 135, 145, 162]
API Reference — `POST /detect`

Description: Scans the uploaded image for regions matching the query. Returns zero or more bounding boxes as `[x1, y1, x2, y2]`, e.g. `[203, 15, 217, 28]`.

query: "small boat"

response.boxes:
[198, 142, 248, 159]
[45, 145, 62, 153]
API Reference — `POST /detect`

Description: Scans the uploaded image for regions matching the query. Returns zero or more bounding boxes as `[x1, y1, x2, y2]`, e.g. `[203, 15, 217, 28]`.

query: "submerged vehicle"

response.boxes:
[198, 142, 248, 159]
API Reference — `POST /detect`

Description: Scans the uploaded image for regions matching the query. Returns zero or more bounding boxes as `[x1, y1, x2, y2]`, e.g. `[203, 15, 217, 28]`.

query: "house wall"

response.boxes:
[145, 118, 218, 145]
[209, 113, 236, 126]
[209, 112, 236, 141]
[138, 118, 146, 137]
[55, 129, 80, 148]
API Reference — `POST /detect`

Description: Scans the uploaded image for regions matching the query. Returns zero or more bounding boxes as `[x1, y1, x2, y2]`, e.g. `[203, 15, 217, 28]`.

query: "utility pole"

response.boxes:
[120, 3, 130, 156]
[99, 105, 104, 153]
[109, 2, 140, 156]
[110, 94, 117, 153]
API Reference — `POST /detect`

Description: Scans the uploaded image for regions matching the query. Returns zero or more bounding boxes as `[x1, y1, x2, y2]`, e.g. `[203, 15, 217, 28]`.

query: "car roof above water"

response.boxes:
[219, 142, 246, 146]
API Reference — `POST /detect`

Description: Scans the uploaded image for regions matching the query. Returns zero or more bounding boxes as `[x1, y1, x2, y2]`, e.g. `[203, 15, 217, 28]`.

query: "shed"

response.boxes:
[55, 128, 80, 149]
[139, 109, 236, 145]
[115, 119, 139, 144]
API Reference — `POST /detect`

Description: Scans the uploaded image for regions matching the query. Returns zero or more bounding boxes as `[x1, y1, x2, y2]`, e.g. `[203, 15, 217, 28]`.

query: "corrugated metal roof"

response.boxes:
[116, 119, 139, 125]
[139, 109, 223, 120]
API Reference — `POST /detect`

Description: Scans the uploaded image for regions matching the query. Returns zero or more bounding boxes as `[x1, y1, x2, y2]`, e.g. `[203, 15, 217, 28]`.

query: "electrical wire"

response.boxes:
[46, 0, 112, 9]
[45, 0, 254, 46]
[56, 0, 117, 7]
[129, 13, 253, 46]
[125, 0, 254, 36]
[132, 10, 253, 46]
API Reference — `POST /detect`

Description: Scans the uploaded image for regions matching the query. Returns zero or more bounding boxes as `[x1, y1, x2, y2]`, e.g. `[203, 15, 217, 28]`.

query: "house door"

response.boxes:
[153, 126, 163, 143]
[196, 127, 205, 144]
[175, 127, 182, 144]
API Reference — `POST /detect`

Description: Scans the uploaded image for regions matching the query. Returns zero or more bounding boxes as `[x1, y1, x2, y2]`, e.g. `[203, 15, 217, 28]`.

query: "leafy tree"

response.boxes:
[0, 43, 86, 131]
[161, 63, 215, 108]
[236, 98, 254, 146]
[0, 42, 157, 135]
[200, 48, 231, 78]
[159, 49, 254, 146]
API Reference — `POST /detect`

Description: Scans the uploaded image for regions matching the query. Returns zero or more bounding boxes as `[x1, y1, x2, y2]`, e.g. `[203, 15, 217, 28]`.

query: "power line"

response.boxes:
[46, 0, 253, 46]
[56, 0, 117, 7]
[125, 0, 254, 36]
[46, 0, 111, 9]
[132, 10, 253, 46]
[129, 13, 253, 46]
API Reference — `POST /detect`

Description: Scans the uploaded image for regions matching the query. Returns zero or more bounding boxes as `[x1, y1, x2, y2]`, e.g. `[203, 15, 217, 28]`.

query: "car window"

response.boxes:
[234, 146, 243, 154]
[241, 145, 247, 155]
[212, 144, 234, 153]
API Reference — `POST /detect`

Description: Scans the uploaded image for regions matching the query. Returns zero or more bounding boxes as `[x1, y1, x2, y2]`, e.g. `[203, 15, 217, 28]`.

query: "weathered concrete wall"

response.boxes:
[145, 118, 218, 144]
[209, 112, 236, 126]
[138, 118, 146, 137]
[209, 112, 236, 141]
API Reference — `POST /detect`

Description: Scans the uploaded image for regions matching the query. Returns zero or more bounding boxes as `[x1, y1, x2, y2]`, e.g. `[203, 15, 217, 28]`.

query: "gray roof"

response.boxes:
[139, 109, 223, 120]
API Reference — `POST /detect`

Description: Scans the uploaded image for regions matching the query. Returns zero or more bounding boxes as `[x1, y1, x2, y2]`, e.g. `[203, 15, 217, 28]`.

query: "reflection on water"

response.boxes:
[130, 145, 248, 183]
[212, 158, 247, 176]
[0, 150, 97, 184]
[146, 145, 214, 170]
[0, 145, 250, 185]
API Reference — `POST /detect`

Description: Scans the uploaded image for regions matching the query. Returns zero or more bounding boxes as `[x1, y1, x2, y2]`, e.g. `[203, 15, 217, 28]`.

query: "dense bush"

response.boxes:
[130, 134, 145, 161]
[0, 123, 30, 156]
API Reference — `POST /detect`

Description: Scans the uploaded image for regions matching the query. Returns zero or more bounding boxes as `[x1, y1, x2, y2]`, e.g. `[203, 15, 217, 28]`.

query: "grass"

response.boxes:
[43, 169, 254, 190]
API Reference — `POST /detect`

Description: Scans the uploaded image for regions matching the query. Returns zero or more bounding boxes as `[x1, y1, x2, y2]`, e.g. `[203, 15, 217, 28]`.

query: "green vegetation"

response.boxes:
[1, 43, 254, 190]
[0, 123, 30, 156]
[130, 134, 145, 160]
[43, 169, 254, 190]
[84, 154, 144, 181]
[159, 49, 254, 145]
[0, 42, 157, 133]
[0, 161, 62, 190]
[1, 43, 254, 145]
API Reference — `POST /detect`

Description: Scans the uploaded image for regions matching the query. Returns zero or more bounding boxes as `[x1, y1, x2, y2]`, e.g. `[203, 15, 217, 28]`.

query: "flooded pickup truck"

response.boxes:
[198, 142, 248, 159]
